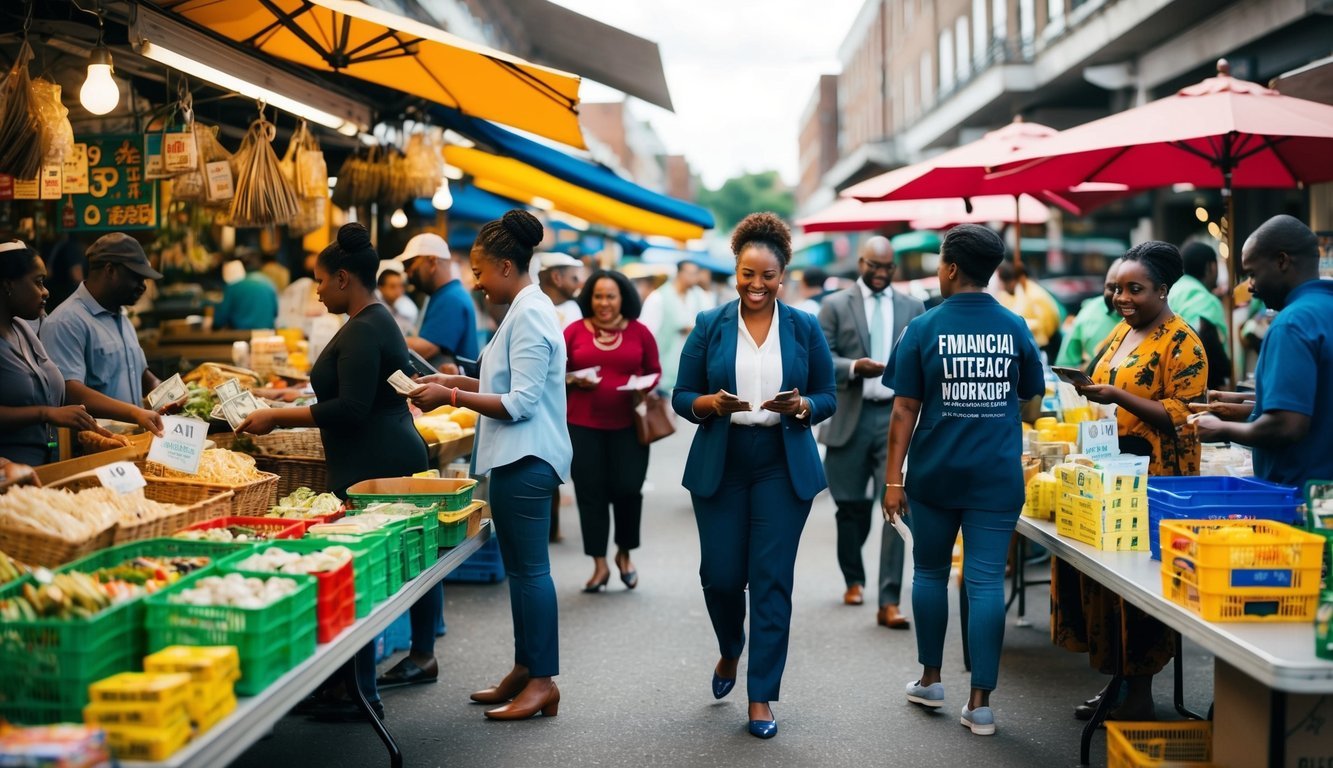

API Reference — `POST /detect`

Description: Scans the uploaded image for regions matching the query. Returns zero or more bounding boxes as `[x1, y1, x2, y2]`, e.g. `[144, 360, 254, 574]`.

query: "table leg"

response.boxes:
[1081, 603, 1123, 766]
[343, 656, 403, 768]
[1268, 689, 1285, 768]
[1171, 632, 1204, 721]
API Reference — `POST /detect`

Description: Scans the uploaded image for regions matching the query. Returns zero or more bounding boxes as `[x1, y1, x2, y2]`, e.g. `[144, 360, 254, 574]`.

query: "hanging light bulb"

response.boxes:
[390, 208, 409, 229]
[431, 182, 453, 211]
[80, 42, 119, 115]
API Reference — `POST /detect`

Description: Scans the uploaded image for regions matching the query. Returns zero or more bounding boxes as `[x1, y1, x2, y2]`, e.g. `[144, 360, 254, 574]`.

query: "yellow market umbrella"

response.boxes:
[445, 146, 706, 241]
[160, 0, 586, 148]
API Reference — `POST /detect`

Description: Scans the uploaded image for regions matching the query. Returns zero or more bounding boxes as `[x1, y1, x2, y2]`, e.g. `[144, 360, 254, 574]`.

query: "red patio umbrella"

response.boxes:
[797, 195, 1049, 234]
[985, 59, 1333, 382]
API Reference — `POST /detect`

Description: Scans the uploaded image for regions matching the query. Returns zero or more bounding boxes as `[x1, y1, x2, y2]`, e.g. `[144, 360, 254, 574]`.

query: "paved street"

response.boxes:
[233, 425, 1214, 768]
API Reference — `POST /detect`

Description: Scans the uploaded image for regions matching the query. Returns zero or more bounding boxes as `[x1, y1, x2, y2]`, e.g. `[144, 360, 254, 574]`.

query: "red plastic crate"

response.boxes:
[177, 517, 305, 541]
[264, 509, 346, 534]
[313, 559, 355, 643]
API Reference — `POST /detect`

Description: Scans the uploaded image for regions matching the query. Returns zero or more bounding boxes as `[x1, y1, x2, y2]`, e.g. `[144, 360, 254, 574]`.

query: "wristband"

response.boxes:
[450, 387, 458, 407]
[885, 482, 905, 488]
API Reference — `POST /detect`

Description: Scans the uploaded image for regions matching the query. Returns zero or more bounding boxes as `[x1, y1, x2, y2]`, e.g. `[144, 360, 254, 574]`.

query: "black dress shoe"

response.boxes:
[376, 657, 438, 689]
[1074, 687, 1126, 720]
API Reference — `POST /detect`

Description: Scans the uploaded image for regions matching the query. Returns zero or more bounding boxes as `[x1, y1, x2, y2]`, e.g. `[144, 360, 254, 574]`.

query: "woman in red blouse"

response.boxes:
[565, 269, 662, 592]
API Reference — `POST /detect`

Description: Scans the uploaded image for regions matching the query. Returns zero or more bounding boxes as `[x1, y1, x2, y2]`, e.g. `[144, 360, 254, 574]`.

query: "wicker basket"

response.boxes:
[138, 464, 279, 518]
[0, 523, 115, 568]
[212, 431, 328, 497]
[48, 471, 237, 544]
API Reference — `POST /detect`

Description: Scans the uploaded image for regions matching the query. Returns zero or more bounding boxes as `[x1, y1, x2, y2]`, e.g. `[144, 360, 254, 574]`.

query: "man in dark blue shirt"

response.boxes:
[398, 233, 479, 372]
[1195, 215, 1333, 487]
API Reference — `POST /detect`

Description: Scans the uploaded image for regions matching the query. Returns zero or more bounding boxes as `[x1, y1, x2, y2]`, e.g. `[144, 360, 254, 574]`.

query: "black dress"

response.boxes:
[309, 303, 428, 496]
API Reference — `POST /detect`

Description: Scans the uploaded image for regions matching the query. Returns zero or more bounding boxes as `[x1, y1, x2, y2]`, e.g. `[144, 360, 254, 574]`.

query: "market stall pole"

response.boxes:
[986, 60, 1333, 384]
[119, 523, 492, 768]
[1016, 517, 1333, 767]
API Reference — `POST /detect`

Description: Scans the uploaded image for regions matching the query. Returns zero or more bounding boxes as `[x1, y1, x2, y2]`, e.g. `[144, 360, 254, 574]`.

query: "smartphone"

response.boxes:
[407, 350, 438, 377]
[456, 356, 480, 378]
[1050, 366, 1095, 387]
[773, 389, 798, 401]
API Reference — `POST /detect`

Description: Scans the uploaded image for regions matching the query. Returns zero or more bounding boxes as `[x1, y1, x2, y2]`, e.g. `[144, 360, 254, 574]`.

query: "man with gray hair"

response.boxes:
[817, 236, 925, 627]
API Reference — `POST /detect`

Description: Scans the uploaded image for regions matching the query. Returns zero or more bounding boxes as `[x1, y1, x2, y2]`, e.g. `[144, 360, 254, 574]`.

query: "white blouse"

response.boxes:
[731, 302, 783, 427]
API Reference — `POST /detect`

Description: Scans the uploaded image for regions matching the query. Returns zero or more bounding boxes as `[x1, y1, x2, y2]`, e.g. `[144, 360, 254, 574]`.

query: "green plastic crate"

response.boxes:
[144, 569, 317, 696]
[0, 539, 241, 725]
[345, 477, 476, 512]
[298, 533, 386, 616]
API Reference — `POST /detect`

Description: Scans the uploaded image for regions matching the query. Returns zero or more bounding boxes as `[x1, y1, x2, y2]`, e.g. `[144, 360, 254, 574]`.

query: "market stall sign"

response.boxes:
[63, 135, 158, 232]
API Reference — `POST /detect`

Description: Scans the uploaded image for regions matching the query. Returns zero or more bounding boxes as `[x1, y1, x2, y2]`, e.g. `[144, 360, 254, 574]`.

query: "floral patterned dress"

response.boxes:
[1052, 313, 1208, 678]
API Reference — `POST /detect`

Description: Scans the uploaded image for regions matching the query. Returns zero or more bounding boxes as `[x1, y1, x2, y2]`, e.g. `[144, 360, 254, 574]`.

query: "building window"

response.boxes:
[973, 0, 988, 68]
[1019, 0, 1036, 57]
[938, 28, 954, 93]
[956, 17, 971, 82]
[902, 73, 915, 124]
[920, 52, 933, 108]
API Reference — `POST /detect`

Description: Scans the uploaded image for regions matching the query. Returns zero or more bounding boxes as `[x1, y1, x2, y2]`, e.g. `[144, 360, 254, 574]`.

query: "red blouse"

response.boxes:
[564, 319, 661, 430]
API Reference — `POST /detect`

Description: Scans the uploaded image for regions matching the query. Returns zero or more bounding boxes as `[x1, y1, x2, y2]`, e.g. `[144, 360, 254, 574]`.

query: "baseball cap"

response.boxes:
[538, 252, 581, 271]
[87, 233, 163, 280]
[395, 233, 451, 264]
[376, 259, 405, 280]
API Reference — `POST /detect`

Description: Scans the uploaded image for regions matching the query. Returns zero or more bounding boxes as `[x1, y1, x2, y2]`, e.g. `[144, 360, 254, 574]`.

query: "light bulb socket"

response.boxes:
[89, 43, 115, 71]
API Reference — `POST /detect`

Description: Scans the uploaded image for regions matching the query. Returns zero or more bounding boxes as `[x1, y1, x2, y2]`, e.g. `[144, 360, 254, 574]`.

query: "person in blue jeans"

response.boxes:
[880, 224, 1044, 736]
[409, 210, 571, 721]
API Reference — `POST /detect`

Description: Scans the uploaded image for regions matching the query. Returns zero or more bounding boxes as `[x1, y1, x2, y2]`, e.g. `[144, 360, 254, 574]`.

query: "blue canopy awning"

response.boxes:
[430, 106, 715, 231]
[411, 183, 526, 223]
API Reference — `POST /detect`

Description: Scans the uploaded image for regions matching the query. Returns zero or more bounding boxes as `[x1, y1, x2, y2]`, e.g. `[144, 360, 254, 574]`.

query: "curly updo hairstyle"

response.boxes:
[474, 209, 544, 272]
[941, 224, 1006, 287]
[318, 222, 379, 288]
[1121, 241, 1185, 290]
[731, 212, 792, 268]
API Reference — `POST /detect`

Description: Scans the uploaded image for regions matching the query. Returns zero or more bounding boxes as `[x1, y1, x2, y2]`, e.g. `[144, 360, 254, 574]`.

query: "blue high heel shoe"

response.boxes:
[712, 670, 735, 700]
[748, 704, 777, 739]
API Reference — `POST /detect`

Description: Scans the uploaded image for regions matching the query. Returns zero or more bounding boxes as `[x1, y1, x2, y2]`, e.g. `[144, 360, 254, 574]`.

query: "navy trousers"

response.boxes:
[490, 456, 562, 678]
[691, 425, 812, 703]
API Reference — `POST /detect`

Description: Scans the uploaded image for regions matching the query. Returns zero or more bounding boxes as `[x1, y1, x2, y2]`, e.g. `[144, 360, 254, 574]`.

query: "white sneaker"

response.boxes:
[905, 680, 945, 708]
[960, 704, 995, 735]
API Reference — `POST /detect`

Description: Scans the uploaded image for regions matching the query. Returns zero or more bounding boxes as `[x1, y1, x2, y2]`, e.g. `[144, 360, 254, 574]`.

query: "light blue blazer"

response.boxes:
[672, 300, 836, 501]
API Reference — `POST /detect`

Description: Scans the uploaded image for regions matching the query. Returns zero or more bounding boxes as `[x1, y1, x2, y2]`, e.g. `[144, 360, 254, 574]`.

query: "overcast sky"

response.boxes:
[549, 0, 864, 190]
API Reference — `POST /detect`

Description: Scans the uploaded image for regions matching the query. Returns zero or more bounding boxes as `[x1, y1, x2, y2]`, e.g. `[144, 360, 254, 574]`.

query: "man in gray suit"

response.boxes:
[818, 236, 925, 628]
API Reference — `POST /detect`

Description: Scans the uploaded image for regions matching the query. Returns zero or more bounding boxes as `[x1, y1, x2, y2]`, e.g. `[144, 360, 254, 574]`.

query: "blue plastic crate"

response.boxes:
[445, 537, 506, 584]
[1148, 476, 1301, 560]
[373, 613, 412, 664]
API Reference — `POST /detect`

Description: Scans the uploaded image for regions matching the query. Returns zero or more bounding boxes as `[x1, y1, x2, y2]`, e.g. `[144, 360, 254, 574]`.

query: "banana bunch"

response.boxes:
[0, 572, 111, 621]
[0, 550, 27, 584]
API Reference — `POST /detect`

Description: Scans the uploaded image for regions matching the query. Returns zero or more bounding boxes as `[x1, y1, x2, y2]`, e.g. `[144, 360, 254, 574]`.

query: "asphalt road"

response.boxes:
[231, 425, 1214, 768]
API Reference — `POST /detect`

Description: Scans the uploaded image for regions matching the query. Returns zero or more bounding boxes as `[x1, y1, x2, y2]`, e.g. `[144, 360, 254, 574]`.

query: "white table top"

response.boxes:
[1016, 517, 1333, 694]
[125, 522, 493, 768]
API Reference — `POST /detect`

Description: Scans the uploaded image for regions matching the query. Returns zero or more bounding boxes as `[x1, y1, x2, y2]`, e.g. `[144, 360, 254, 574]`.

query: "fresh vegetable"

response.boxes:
[175, 525, 270, 543]
[267, 487, 341, 519]
[233, 546, 351, 575]
[181, 383, 219, 422]
[0, 550, 28, 584]
[169, 573, 297, 609]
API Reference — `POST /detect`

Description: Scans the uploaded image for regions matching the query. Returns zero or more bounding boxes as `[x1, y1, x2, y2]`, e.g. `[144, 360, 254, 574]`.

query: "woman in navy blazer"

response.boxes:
[672, 213, 836, 739]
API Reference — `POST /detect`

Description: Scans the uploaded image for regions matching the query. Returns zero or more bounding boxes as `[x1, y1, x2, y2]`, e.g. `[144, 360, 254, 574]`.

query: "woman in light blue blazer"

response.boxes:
[672, 213, 836, 739]
[410, 210, 571, 722]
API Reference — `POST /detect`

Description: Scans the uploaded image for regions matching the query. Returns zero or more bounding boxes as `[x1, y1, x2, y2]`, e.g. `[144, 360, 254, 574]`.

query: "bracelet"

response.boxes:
[885, 482, 905, 488]
[689, 400, 709, 420]
[450, 387, 458, 407]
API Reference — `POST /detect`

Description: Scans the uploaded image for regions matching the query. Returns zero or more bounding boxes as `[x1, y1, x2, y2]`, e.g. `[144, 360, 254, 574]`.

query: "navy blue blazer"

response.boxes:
[672, 300, 837, 501]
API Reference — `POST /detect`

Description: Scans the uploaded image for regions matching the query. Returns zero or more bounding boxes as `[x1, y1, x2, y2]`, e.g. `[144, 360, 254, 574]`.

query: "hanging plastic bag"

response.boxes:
[0, 41, 43, 179]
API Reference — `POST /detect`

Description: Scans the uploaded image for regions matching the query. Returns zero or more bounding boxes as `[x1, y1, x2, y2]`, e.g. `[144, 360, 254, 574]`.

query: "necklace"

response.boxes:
[589, 317, 626, 352]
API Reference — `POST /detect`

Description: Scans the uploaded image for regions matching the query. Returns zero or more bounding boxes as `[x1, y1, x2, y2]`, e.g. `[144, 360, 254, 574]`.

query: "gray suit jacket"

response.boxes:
[816, 284, 925, 448]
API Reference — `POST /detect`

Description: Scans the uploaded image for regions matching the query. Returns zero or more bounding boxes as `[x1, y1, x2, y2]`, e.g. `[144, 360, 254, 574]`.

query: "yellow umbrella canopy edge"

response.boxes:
[161, 0, 586, 149]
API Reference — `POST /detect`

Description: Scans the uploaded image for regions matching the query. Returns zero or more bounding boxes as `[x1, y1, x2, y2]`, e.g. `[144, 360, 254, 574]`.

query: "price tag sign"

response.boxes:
[1078, 418, 1120, 460]
[94, 461, 146, 494]
[146, 415, 209, 475]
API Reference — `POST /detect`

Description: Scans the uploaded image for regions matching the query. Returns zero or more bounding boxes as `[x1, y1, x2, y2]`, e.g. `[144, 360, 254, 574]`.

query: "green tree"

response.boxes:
[697, 171, 794, 231]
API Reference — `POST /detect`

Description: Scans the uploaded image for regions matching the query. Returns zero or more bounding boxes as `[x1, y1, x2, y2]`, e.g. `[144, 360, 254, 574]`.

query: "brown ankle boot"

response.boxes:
[470, 667, 531, 704]
[484, 680, 559, 720]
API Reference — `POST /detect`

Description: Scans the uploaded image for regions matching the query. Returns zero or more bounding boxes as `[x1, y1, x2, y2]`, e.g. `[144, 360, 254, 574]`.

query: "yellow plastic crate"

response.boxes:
[1159, 519, 1326, 570]
[104, 715, 192, 762]
[193, 691, 237, 734]
[88, 672, 192, 708]
[1058, 509, 1150, 551]
[1162, 551, 1322, 595]
[144, 645, 240, 684]
[185, 679, 237, 723]
[1162, 564, 1321, 622]
[84, 699, 186, 728]
[1106, 721, 1215, 767]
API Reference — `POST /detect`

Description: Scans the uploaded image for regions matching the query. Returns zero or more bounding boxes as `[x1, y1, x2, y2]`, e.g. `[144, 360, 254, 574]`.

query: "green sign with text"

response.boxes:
[64, 134, 158, 232]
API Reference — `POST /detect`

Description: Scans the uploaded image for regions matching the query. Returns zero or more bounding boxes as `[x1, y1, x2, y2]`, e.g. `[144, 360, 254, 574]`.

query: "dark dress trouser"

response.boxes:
[692, 425, 811, 703]
[568, 424, 649, 557]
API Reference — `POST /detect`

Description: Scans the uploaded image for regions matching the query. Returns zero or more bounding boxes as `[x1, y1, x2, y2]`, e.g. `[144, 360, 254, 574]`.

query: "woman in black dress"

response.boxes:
[237, 223, 431, 720]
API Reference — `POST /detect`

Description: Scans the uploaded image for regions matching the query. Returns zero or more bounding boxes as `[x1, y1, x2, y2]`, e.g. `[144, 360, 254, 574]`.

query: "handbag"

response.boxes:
[632, 390, 675, 446]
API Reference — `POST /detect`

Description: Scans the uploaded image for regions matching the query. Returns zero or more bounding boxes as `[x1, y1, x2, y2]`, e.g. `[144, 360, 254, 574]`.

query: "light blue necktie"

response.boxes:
[870, 292, 886, 361]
